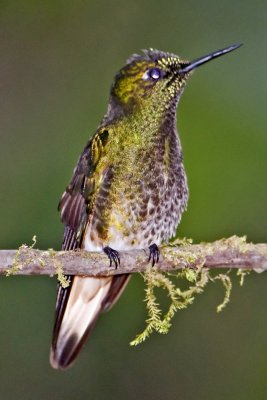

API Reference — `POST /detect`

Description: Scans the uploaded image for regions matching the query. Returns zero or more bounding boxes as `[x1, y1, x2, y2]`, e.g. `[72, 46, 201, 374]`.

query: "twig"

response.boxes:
[1, 236, 267, 277]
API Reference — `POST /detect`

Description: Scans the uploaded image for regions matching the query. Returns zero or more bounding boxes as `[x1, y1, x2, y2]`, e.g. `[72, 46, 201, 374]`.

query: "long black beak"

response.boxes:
[179, 43, 242, 74]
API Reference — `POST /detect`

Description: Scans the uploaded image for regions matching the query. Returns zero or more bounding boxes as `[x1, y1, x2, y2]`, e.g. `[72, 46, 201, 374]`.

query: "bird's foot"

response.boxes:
[103, 246, 120, 269]
[148, 243, 160, 267]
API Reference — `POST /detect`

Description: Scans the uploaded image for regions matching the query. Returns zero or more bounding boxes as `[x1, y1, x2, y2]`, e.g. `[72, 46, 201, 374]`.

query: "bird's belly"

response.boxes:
[83, 180, 187, 252]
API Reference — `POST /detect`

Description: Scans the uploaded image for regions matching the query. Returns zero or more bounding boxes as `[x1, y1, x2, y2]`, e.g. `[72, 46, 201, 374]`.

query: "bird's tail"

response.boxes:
[50, 274, 130, 369]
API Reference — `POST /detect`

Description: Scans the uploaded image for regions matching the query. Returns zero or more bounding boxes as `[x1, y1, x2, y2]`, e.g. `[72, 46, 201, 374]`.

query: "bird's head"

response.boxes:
[110, 45, 241, 114]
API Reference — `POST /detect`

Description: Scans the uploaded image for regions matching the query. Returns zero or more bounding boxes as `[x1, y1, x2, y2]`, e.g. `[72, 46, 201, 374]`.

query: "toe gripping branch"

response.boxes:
[103, 246, 120, 269]
[103, 243, 160, 269]
[148, 243, 160, 267]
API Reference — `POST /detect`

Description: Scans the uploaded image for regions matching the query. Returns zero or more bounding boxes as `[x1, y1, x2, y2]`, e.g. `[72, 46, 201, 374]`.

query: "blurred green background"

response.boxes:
[0, 1, 267, 399]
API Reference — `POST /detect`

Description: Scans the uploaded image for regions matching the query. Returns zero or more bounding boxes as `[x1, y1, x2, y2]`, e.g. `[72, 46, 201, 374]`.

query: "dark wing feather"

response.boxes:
[51, 131, 130, 369]
[51, 141, 93, 352]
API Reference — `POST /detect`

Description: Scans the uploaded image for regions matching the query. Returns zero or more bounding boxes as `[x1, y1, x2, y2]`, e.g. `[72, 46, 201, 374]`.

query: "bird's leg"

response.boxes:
[148, 243, 160, 267]
[103, 246, 120, 269]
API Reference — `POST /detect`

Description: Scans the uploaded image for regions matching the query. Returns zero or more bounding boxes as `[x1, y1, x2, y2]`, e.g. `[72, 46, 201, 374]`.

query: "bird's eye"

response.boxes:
[148, 68, 161, 80]
[143, 68, 162, 81]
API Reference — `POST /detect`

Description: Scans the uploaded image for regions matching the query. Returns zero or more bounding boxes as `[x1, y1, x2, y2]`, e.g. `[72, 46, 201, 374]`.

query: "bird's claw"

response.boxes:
[103, 246, 120, 269]
[148, 243, 160, 267]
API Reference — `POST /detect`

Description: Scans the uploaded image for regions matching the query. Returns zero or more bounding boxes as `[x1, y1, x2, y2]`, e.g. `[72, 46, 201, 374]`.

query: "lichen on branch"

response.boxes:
[1, 235, 267, 346]
[130, 260, 235, 346]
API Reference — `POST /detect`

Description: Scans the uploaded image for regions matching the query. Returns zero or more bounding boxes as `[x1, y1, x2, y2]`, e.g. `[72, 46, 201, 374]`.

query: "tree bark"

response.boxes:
[1, 236, 267, 277]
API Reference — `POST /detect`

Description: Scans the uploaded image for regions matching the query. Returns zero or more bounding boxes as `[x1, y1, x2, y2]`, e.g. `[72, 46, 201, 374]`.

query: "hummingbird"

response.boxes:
[50, 44, 241, 369]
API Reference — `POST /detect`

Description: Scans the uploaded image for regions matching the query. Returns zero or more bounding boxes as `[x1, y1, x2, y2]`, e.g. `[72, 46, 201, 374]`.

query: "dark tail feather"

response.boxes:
[50, 274, 130, 369]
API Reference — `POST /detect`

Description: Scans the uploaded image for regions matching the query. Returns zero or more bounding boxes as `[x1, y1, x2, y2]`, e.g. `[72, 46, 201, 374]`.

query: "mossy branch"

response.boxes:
[1, 235, 267, 345]
[1, 236, 267, 277]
